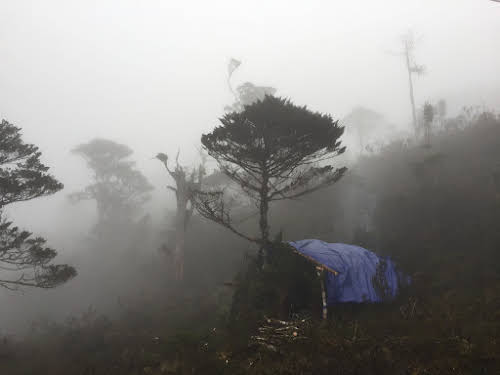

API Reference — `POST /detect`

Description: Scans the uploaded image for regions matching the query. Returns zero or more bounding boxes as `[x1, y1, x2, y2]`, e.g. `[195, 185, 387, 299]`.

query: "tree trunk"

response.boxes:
[174, 200, 186, 281]
[405, 48, 418, 137]
[424, 120, 431, 146]
[259, 170, 270, 267]
[157, 153, 204, 282]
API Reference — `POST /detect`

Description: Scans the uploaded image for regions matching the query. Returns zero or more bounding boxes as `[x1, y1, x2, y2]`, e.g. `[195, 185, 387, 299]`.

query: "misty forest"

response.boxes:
[1, 1, 500, 374]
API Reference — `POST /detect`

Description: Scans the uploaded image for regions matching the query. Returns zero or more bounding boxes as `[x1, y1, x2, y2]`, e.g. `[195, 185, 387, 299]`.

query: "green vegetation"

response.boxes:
[0, 120, 76, 290]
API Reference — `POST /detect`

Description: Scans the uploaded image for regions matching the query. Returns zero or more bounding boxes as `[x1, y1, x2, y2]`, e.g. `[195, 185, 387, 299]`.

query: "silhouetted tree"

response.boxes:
[0, 119, 76, 289]
[155, 151, 205, 281]
[423, 102, 435, 146]
[195, 96, 346, 264]
[69, 138, 153, 232]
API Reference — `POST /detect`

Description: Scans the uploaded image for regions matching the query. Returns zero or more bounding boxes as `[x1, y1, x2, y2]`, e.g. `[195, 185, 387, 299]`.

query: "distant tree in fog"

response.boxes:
[0, 119, 76, 289]
[155, 150, 205, 281]
[225, 82, 277, 113]
[195, 96, 346, 266]
[224, 58, 276, 113]
[435, 99, 447, 130]
[437, 100, 447, 119]
[69, 139, 153, 231]
[343, 107, 387, 155]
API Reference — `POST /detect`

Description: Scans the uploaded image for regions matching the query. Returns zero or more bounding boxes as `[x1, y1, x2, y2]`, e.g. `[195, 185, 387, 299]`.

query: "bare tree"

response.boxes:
[401, 31, 426, 137]
[156, 151, 205, 281]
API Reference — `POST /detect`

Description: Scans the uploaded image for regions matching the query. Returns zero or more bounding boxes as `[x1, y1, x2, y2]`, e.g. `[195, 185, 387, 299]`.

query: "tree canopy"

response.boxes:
[225, 82, 277, 113]
[0, 119, 76, 289]
[0, 120, 63, 206]
[196, 96, 346, 261]
[70, 138, 153, 227]
[343, 107, 389, 154]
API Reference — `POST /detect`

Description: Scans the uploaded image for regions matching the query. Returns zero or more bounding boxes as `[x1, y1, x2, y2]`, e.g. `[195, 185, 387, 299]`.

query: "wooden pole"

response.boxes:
[316, 267, 327, 320]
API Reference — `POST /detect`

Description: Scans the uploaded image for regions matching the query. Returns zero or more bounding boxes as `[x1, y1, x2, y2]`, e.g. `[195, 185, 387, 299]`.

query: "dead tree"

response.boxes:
[401, 31, 426, 137]
[156, 151, 205, 281]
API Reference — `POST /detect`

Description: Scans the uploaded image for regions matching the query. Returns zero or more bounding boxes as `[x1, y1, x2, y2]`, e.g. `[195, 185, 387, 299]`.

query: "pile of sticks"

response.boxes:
[249, 316, 309, 352]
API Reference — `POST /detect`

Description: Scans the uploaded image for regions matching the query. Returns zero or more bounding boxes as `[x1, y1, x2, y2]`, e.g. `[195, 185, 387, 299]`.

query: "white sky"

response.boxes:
[0, 0, 499, 234]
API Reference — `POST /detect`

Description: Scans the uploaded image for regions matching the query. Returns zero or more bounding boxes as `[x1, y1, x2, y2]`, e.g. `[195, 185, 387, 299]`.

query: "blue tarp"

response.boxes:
[288, 239, 405, 305]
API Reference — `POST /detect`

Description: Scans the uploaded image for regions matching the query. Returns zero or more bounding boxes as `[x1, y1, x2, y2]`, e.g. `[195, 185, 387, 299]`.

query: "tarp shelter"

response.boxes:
[288, 239, 405, 305]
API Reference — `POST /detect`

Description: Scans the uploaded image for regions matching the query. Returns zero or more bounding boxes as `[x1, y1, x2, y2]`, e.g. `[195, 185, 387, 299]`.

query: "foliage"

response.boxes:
[0, 214, 76, 289]
[0, 120, 63, 206]
[423, 102, 434, 125]
[343, 107, 387, 153]
[225, 82, 277, 113]
[0, 119, 75, 290]
[70, 138, 153, 228]
[230, 242, 321, 327]
[196, 96, 346, 262]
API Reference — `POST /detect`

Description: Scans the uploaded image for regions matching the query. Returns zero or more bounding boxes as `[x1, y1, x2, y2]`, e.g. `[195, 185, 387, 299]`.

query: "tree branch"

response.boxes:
[193, 190, 259, 243]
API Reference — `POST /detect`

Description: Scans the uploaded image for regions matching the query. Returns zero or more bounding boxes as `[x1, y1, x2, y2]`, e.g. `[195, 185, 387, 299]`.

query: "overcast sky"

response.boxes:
[1, 0, 499, 234]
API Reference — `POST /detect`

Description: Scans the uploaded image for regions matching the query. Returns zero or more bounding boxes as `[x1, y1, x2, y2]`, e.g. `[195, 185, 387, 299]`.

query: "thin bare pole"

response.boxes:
[316, 267, 328, 320]
[404, 39, 418, 136]
[387, 31, 424, 138]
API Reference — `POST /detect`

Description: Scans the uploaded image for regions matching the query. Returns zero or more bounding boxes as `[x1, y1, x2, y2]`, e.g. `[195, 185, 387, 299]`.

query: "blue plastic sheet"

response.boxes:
[288, 239, 404, 305]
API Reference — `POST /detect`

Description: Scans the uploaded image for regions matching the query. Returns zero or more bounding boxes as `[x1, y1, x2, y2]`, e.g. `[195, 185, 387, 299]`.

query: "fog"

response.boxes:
[0, 0, 499, 367]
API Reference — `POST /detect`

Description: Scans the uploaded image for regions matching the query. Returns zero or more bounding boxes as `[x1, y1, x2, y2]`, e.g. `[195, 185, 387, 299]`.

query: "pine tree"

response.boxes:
[0, 120, 76, 289]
